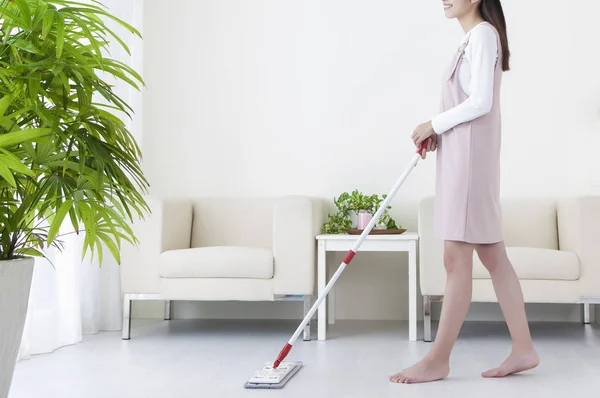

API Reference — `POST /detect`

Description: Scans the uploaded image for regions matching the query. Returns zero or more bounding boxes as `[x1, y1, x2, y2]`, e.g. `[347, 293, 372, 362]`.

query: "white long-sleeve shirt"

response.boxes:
[431, 22, 499, 135]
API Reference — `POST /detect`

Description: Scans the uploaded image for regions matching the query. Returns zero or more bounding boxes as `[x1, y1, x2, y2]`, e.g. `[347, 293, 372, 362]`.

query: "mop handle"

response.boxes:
[272, 140, 429, 368]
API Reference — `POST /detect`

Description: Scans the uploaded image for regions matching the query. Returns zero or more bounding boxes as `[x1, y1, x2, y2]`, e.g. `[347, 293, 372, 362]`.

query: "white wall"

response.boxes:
[137, 0, 600, 322]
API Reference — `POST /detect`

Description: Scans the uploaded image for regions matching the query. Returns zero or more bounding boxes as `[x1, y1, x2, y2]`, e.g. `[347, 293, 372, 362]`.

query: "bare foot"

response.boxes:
[389, 357, 450, 384]
[482, 350, 539, 378]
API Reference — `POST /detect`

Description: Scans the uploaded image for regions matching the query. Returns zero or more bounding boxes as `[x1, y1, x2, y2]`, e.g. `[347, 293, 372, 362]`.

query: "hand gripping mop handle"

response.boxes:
[272, 141, 429, 368]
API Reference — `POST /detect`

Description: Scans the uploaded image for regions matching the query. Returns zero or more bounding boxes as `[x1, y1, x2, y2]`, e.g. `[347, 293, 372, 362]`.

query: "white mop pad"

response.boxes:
[244, 361, 302, 389]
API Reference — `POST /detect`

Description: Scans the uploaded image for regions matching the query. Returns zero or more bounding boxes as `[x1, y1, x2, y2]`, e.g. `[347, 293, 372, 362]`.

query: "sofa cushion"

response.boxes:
[473, 247, 579, 281]
[501, 199, 558, 249]
[159, 246, 273, 279]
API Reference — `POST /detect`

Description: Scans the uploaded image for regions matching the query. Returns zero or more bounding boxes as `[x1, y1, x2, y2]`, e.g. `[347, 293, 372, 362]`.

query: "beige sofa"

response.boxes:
[418, 195, 600, 341]
[120, 196, 327, 340]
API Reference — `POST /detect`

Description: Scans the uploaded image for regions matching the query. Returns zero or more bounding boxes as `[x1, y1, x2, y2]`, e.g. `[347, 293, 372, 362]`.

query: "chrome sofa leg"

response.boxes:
[123, 294, 132, 340]
[424, 295, 432, 342]
[583, 302, 591, 324]
[164, 300, 172, 321]
[424, 295, 443, 342]
[303, 295, 312, 341]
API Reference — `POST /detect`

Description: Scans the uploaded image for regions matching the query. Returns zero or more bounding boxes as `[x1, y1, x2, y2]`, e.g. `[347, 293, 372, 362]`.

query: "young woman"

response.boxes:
[390, 0, 539, 384]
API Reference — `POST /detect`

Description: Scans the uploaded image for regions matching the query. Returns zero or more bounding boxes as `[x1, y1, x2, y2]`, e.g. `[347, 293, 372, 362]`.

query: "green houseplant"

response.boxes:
[320, 189, 400, 234]
[0, 1, 148, 396]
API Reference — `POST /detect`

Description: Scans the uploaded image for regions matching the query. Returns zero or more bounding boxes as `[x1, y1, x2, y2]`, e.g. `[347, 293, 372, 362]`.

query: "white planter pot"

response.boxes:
[0, 257, 34, 398]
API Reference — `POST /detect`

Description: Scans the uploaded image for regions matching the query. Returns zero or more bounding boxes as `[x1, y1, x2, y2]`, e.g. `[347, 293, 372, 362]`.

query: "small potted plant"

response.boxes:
[320, 190, 401, 234]
[346, 190, 377, 229]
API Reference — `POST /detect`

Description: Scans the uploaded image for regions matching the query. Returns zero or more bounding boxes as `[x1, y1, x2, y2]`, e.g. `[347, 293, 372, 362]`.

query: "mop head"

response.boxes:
[243, 361, 303, 389]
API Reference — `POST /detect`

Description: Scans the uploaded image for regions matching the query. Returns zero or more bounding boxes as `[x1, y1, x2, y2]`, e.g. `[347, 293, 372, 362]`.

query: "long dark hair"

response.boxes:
[479, 0, 510, 71]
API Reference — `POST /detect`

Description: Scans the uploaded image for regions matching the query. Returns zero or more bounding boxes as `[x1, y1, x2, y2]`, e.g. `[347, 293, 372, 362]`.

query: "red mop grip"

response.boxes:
[343, 250, 356, 265]
[417, 140, 428, 156]
[273, 343, 292, 368]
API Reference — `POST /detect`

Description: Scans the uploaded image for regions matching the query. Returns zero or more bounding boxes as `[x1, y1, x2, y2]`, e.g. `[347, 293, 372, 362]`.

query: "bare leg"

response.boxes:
[476, 242, 539, 377]
[390, 241, 474, 384]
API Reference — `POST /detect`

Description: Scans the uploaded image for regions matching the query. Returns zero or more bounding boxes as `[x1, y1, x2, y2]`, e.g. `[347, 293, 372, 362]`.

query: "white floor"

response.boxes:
[10, 319, 600, 398]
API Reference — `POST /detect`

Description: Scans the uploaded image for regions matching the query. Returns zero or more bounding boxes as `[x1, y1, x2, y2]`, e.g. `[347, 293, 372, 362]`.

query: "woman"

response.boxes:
[390, 0, 539, 384]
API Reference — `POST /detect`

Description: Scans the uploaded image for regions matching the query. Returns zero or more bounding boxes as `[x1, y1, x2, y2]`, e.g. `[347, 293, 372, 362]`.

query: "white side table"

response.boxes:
[316, 233, 419, 341]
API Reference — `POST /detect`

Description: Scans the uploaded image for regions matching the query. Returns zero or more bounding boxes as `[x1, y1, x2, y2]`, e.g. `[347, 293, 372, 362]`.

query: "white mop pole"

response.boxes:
[273, 144, 427, 368]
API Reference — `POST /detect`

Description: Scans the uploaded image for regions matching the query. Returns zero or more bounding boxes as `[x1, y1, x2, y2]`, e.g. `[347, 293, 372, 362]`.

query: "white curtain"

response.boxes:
[18, 0, 144, 360]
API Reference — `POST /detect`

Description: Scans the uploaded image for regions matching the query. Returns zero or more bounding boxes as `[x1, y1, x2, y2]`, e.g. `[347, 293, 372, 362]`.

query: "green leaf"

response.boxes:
[0, 151, 35, 176]
[0, 107, 34, 130]
[0, 3, 22, 23]
[32, 1, 49, 29]
[13, 0, 32, 27]
[106, 59, 145, 87]
[12, 38, 43, 54]
[58, 7, 140, 37]
[68, 207, 79, 234]
[42, 9, 55, 38]
[81, 232, 91, 261]
[50, 1, 106, 12]
[70, 15, 102, 60]
[28, 77, 41, 102]
[99, 22, 133, 56]
[56, 13, 64, 59]
[0, 94, 13, 116]
[47, 200, 73, 246]
[0, 162, 16, 187]
[81, 203, 96, 251]
[97, 231, 120, 264]
[14, 247, 44, 258]
[97, 63, 141, 90]
[95, 236, 103, 265]
[0, 128, 52, 148]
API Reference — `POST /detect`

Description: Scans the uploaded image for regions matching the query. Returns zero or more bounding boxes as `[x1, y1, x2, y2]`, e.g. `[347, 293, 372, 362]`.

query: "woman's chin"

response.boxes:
[444, 10, 456, 19]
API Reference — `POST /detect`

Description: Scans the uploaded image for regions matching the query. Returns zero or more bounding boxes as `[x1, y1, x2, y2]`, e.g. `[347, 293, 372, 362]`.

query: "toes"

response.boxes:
[482, 368, 500, 378]
[495, 367, 509, 377]
[390, 372, 407, 384]
[390, 374, 407, 384]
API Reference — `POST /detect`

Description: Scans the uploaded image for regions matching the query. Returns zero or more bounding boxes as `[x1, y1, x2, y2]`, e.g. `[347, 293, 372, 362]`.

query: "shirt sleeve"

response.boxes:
[431, 25, 498, 135]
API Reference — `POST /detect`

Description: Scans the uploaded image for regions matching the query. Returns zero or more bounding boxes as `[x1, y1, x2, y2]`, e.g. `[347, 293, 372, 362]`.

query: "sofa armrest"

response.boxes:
[557, 196, 600, 298]
[120, 197, 193, 294]
[272, 196, 327, 295]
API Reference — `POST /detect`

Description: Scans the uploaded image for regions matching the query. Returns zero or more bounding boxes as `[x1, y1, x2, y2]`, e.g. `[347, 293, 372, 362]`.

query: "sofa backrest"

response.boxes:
[500, 198, 558, 249]
[190, 198, 274, 249]
[419, 196, 559, 250]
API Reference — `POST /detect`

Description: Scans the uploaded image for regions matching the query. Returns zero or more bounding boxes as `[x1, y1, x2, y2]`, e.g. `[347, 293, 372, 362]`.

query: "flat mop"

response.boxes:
[244, 142, 429, 389]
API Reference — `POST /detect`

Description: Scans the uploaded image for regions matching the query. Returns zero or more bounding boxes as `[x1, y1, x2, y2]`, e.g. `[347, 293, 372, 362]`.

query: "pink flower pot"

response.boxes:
[357, 210, 372, 230]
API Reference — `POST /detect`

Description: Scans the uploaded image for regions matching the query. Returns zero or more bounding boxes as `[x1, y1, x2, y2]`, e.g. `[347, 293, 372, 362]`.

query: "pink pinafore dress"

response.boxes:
[434, 22, 504, 244]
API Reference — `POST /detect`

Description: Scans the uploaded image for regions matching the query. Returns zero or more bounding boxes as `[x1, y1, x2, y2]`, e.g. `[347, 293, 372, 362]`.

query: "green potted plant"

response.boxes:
[320, 190, 401, 234]
[0, 1, 148, 396]
[345, 189, 376, 229]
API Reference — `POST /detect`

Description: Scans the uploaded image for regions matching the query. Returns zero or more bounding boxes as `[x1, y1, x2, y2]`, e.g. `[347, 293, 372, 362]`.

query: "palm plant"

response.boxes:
[0, 0, 149, 264]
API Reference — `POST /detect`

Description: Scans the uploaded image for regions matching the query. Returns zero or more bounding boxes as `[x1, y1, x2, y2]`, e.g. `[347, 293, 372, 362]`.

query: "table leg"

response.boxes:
[408, 240, 417, 342]
[318, 240, 327, 340]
